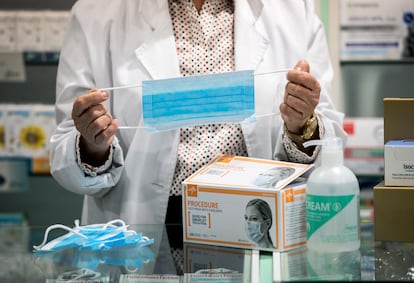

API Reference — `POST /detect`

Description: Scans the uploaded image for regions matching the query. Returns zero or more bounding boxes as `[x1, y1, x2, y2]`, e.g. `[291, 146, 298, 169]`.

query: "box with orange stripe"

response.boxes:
[182, 154, 313, 252]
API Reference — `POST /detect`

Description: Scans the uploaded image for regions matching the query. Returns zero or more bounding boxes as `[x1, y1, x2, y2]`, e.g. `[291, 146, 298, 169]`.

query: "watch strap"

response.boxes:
[284, 113, 319, 145]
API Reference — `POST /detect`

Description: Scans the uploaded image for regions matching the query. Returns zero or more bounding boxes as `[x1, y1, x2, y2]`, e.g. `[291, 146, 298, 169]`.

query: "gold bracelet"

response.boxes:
[284, 113, 318, 145]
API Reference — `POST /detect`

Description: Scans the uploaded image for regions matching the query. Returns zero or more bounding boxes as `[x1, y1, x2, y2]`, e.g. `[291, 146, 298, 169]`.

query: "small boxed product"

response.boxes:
[182, 155, 312, 252]
[340, 0, 411, 27]
[340, 28, 405, 61]
[0, 107, 8, 156]
[384, 98, 414, 143]
[374, 181, 414, 242]
[384, 140, 414, 186]
[339, 0, 414, 60]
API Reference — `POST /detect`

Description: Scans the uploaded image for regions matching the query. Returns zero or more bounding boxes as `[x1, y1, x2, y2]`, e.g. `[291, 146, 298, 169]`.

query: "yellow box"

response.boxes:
[374, 181, 414, 242]
[182, 155, 312, 252]
[31, 156, 50, 174]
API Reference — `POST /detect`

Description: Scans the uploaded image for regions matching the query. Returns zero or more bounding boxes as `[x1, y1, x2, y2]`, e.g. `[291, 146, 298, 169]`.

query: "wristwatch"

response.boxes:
[284, 113, 318, 145]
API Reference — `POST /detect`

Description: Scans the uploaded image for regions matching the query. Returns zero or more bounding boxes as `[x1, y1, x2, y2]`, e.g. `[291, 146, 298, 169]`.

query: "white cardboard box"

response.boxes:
[384, 140, 414, 186]
[340, 0, 412, 27]
[340, 28, 406, 60]
[182, 155, 312, 252]
[339, 0, 414, 60]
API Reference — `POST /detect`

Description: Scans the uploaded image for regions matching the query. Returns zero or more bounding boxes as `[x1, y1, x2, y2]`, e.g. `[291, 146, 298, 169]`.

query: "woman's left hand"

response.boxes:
[279, 60, 320, 134]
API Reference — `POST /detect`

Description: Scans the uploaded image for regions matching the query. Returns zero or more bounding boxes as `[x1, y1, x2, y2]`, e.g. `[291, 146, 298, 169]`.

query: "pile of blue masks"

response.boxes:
[32, 219, 154, 271]
[33, 244, 154, 274]
[33, 219, 153, 252]
[142, 70, 255, 132]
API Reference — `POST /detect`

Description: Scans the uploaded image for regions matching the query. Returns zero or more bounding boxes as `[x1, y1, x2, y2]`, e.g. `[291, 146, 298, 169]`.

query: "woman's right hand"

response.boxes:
[72, 89, 118, 166]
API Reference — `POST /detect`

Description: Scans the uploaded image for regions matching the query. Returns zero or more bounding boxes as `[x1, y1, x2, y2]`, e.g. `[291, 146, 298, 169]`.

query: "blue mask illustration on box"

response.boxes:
[245, 221, 265, 243]
[142, 70, 255, 132]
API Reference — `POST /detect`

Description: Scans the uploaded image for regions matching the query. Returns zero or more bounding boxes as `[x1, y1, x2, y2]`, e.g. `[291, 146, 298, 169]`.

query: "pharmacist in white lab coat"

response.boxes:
[50, 0, 346, 227]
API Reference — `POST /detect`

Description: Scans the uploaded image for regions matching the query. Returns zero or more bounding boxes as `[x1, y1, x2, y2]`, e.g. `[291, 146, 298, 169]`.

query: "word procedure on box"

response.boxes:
[182, 154, 313, 252]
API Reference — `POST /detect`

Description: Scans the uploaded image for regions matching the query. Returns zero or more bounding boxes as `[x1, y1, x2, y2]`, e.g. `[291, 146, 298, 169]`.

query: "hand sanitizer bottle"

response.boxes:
[303, 137, 360, 252]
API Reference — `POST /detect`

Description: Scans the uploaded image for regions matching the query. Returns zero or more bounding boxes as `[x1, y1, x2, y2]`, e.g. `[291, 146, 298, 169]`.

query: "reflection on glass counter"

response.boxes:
[0, 221, 414, 282]
[272, 247, 361, 281]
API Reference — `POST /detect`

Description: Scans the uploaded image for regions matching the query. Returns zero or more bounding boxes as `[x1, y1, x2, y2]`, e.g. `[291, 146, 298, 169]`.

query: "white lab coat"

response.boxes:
[50, 0, 346, 225]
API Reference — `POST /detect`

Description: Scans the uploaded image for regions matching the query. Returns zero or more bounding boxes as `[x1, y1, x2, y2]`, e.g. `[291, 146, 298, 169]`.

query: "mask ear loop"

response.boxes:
[33, 224, 88, 250]
[73, 219, 129, 232]
[125, 264, 139, 273]
[103, 219, 128, 231]
[98, 69, 290, 92]
[253, 112, 281, 119]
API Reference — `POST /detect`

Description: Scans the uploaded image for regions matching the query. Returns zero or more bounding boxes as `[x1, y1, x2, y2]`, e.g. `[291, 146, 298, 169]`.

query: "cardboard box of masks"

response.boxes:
[182, 155, 313, 252]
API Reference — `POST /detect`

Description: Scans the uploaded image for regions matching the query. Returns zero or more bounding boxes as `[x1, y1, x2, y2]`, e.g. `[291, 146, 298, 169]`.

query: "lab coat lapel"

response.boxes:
[135, 0, 269, 77]
[134, 0, 181, 80]
[234, 0, 269, 71]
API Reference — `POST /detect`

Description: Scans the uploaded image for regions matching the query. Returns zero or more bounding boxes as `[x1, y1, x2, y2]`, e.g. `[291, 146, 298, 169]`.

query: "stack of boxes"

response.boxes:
[374, 98, 414, 242]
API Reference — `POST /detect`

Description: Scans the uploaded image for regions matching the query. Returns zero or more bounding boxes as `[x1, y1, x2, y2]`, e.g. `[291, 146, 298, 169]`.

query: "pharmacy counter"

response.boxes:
[0, 219, 413, 282]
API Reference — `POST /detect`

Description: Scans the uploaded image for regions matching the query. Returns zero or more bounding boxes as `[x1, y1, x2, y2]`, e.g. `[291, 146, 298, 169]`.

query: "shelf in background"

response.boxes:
[341, 58, 414, 65]
[23, 52, 59, 65]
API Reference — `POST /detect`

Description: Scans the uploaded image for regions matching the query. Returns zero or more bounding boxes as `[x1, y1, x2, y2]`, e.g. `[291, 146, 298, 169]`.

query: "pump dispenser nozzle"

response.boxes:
[303, 137, 343, 167]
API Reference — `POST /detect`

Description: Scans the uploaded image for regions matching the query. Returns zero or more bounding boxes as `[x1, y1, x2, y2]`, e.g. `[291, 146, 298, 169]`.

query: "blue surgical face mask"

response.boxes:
[141, 70, 255, 132]
[33, 219, 154, 252]
[34, 243, 154, 272]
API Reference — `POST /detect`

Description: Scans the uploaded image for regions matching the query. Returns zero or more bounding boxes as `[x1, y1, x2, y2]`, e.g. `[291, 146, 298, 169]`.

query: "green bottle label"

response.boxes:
[306, 194, 355, 238]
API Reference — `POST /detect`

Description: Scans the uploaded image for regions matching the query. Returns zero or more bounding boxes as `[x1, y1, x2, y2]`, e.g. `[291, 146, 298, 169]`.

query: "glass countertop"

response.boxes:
[0, 219, 413, 282]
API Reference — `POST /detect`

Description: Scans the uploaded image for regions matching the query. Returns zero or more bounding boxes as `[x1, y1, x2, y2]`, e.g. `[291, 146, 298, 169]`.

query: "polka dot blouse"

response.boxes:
[168, 0, 317, 196]
[169, 0, 247, 196]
